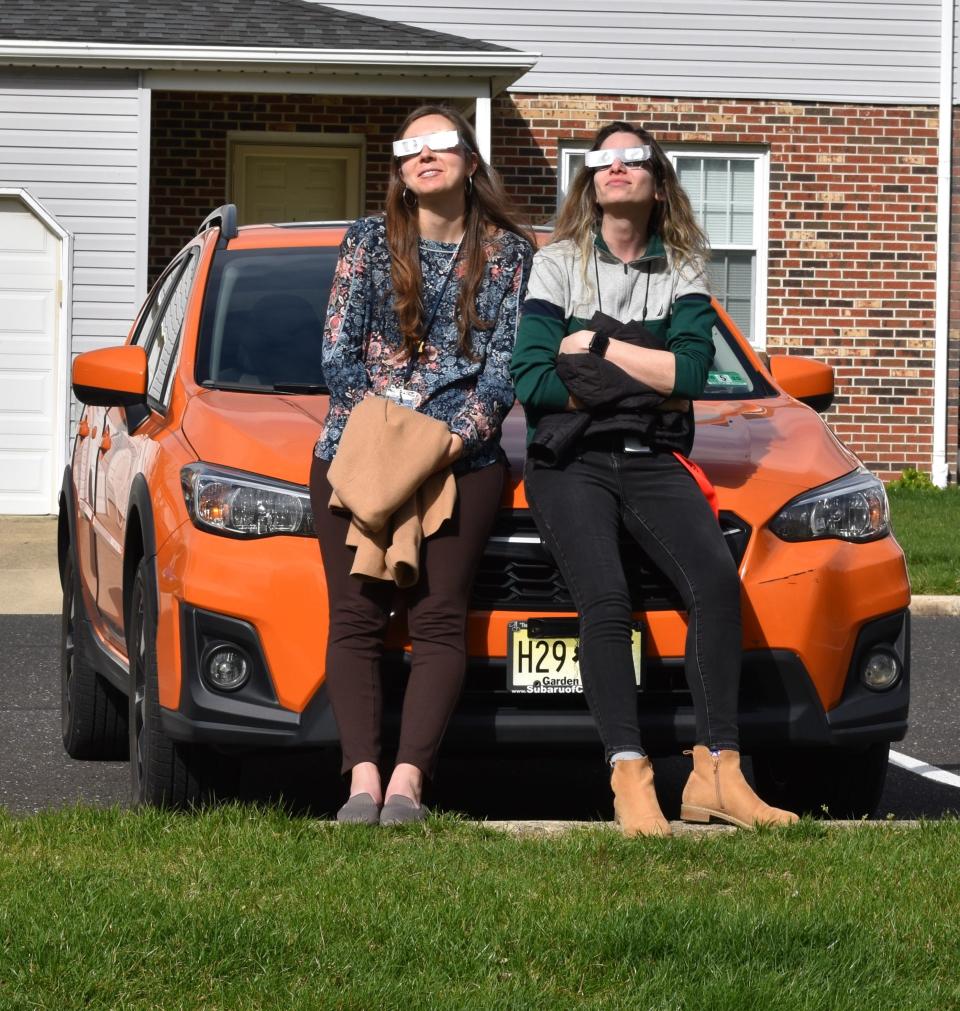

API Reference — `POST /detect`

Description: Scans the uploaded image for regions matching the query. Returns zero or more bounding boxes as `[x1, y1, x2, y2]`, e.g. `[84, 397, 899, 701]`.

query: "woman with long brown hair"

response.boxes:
[312, 105, 533, 825]
[512, 122, 798, 836]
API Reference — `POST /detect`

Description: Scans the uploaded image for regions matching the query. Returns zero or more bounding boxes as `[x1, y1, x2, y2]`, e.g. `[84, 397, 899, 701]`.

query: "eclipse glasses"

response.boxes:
[393, 130, 462, 158]
[584, 145, 653, 169]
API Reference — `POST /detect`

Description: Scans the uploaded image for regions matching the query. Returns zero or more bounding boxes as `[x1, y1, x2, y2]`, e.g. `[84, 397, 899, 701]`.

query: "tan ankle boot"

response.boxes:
[611, 757, 672, 837]
[681, 746, 799, 829]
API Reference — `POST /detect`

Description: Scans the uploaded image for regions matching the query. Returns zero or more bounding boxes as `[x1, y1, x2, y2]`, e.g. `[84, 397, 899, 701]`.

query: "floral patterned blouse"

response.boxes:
[315, 215, 533, 472]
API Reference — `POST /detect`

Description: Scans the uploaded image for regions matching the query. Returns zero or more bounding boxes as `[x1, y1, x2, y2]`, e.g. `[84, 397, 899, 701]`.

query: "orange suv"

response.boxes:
[60, 205, 911, 817]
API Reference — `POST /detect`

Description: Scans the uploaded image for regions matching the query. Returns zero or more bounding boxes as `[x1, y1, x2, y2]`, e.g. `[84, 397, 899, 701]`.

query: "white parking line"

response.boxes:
[889, 749, 960, 789]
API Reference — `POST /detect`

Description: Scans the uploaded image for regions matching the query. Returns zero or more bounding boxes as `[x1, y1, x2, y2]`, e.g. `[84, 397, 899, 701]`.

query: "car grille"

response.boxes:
[471, 510, 751, 612]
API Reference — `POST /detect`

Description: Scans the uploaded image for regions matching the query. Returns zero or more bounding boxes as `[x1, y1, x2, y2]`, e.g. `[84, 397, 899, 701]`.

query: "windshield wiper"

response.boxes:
[271, 383, 327, 394]
[200, 380, 327, 394]
[201, 379, 271, 393]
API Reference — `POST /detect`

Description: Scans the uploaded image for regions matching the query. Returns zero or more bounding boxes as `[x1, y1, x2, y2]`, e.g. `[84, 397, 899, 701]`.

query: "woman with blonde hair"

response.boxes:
[312, 105, 533, 825]
[512, 122, 797, 836]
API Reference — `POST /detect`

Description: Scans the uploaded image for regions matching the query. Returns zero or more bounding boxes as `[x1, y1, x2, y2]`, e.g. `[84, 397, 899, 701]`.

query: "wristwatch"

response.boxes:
[588, 332, 610, 358]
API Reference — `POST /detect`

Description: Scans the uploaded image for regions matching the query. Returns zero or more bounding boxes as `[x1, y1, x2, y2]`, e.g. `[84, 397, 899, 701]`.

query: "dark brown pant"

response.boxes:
[311, 455, 504, 778]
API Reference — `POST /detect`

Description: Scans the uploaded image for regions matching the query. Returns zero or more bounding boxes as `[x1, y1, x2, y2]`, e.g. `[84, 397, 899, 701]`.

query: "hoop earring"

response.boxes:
[465, 175, 474, 196]
[402, 186, 417, 209]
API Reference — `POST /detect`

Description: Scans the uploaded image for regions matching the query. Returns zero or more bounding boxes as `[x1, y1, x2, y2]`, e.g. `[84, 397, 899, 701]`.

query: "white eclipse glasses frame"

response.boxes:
[584, 145, 654, 169]
[392, 129, 462, 158]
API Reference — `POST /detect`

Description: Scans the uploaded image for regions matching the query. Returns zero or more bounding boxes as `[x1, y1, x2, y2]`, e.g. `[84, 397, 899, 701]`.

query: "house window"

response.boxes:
[557, 142, 590, 205]
[668, 149, 769, 346]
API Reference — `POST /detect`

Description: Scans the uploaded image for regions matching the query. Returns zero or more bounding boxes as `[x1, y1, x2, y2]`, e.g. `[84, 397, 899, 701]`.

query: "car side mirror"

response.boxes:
[73, 345, 148, 407]
[768, 354, 834, 414]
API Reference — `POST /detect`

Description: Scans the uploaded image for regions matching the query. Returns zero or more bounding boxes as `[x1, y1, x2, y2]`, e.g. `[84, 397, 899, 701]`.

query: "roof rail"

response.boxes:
[198, 204, 238, 241]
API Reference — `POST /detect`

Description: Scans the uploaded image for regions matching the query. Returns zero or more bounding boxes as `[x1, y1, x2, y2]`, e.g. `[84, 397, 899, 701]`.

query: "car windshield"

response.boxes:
[702, 317, 775, 401]
[196, 246, 338, 392]
[196, 245, 772, 400]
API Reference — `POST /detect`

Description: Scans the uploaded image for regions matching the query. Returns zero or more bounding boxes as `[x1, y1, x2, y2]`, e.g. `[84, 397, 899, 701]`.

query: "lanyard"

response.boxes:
[401, 236, 463, 386]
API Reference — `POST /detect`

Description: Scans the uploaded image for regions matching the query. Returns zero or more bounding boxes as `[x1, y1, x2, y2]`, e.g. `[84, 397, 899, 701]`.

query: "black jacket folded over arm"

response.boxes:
[528, 311, 695, 467]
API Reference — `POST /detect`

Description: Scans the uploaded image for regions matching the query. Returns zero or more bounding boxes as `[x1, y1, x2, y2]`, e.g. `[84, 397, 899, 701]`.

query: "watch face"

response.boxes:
[589, 333, 609, 356]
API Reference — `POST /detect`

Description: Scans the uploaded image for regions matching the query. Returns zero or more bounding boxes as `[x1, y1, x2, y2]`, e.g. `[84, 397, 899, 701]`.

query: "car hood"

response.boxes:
[183, 391, 862, 527]
[182, 390, 330, 486]
[502, 396, 862, 523]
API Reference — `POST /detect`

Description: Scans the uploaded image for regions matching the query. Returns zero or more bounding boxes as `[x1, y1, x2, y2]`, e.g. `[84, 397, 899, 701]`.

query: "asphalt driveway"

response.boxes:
[2, 613, 958, 821]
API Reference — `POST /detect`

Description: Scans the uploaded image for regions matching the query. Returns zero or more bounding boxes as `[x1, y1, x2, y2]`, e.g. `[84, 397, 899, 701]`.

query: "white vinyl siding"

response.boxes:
[0, 70, 147, 357]
[322, 0, 941, 104]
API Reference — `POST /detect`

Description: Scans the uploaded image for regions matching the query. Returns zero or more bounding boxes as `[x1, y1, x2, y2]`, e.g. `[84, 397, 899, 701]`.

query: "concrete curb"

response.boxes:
[308, 819, 925, 835]
[909, 595, 960, 617]
[477, 819, 921, 835]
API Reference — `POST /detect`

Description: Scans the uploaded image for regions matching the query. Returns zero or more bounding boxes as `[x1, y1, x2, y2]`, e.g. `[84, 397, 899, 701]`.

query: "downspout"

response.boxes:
[475, 90, 492, 164]
[932, 0, 954, 486]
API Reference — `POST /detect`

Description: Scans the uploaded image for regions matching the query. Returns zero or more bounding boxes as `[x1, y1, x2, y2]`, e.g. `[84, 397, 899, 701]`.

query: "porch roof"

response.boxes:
[0, 0, 538, 95]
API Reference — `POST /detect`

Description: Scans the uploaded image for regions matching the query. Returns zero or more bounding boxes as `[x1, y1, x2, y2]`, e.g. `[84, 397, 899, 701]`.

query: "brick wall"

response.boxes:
[149, 90, 952, 480]
[149, 91, 432, 282]
[494, 94, 944, 481]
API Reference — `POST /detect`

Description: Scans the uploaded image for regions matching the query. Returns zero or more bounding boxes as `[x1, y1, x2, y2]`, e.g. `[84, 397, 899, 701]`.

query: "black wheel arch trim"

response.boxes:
[123, 474, 160, 641]
[59, 466, 130, 695]
[58, 465, 77, 590]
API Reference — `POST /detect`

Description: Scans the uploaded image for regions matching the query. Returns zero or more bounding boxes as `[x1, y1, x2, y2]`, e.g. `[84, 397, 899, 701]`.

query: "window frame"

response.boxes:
[663, 145, 770, 349]
[557, 141, 591, 207]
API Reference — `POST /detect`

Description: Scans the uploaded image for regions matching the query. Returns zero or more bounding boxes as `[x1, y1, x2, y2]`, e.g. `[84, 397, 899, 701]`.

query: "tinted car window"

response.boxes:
[196, 247, 338, 392]
[147, 250, 199, 406]
[133, 257, 184, 348]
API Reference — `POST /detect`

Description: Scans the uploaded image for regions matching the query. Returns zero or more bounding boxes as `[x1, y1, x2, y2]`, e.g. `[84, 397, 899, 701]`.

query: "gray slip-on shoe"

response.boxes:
[379, 794, 428, 826]
[336, 792, 381, 825]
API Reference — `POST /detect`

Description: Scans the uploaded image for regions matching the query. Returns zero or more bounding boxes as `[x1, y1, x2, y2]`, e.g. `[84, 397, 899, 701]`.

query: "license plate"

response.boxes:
[507, 619, 643, 694]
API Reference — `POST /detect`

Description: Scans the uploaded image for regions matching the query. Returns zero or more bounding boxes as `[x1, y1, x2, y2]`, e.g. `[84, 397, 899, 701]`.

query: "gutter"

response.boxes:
[933, 0, 954, 487]
[0, 39, 538, 75]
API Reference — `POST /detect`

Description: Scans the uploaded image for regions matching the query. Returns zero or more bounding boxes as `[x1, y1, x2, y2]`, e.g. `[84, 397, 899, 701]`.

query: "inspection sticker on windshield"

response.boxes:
[707, 370, 747, 387]
[507, 620, 643, 694]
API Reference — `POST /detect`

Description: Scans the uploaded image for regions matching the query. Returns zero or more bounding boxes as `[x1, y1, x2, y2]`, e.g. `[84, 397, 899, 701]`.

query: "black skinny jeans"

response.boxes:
[524, 447, 741, 761]
[311, 455, 504, 779]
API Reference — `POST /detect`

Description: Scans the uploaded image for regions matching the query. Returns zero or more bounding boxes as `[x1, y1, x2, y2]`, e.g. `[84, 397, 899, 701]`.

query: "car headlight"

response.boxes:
[181, 464, 315, 538]
[769, 469, 889, 543]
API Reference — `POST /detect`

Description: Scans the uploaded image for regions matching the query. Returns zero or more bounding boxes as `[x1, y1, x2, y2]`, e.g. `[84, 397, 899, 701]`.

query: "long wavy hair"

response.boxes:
[554, 122, 709, 280]
[385, 104, 535, 358]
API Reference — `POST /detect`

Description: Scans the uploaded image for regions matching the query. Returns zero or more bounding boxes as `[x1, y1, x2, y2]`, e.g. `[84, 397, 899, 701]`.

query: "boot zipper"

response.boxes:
[712, 752, 724, 811]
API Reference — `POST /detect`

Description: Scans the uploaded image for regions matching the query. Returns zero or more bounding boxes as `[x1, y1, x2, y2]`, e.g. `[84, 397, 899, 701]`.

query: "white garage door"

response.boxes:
[0, 198, 62, 514]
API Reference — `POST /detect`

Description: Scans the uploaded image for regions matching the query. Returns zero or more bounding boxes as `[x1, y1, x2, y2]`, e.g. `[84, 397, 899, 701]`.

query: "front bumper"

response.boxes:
[161, 603, 909, 753]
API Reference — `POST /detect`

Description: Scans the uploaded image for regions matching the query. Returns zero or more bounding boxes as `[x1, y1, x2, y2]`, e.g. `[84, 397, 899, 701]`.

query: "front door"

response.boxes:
[231, 142, 361, 225]
[0, 197, 62, 513]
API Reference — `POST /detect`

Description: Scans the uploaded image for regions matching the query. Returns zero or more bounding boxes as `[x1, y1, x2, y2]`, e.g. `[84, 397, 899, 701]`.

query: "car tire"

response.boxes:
[128, 557, 204, 808]
[61, 547, 128, 760]
[751, 742, 890, 819]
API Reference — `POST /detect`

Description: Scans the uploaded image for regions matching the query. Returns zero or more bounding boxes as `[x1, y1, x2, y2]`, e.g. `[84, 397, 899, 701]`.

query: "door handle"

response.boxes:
[99, 432, 112, 453]
[78, 419, 90, 439]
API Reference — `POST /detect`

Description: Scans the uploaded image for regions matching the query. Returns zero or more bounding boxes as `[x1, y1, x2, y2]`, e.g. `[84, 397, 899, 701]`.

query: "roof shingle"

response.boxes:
[0, 0, 509, 52]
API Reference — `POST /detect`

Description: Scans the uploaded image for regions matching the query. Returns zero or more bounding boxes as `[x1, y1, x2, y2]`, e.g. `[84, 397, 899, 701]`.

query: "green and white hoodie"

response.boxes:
[511, 231, 717, 441]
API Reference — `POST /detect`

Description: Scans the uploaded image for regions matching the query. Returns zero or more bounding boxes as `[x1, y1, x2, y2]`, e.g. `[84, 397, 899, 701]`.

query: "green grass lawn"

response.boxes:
[887, 486, 960, 595]
[2, 807, 959, 1010]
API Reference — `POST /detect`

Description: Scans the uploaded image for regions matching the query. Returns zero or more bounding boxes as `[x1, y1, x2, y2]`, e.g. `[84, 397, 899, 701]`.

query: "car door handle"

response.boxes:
[78, 419, 90, 439]
[99, 432, 112, 453]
